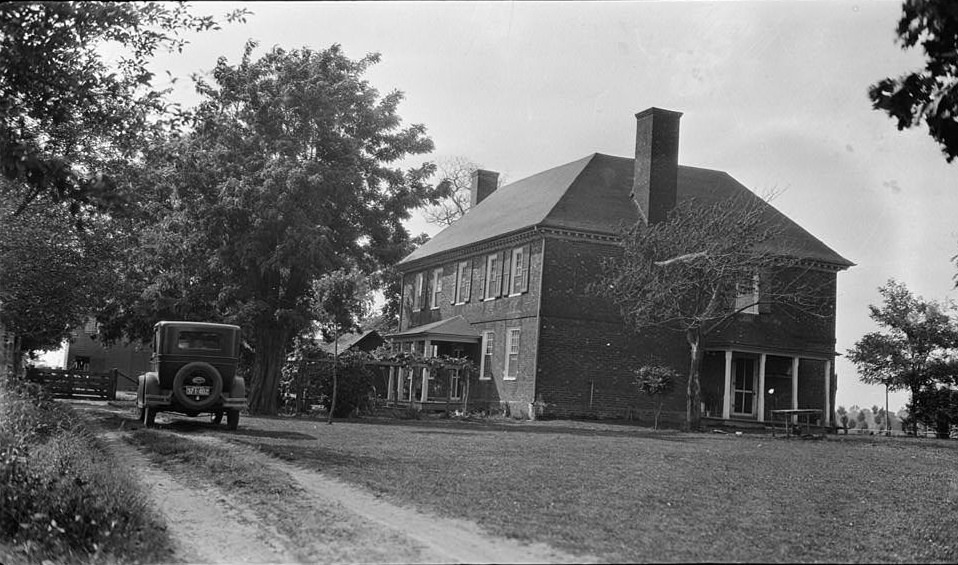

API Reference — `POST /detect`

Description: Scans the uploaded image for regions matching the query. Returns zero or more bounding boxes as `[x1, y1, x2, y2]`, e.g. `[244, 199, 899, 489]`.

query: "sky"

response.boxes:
[54, 0, 958, 412]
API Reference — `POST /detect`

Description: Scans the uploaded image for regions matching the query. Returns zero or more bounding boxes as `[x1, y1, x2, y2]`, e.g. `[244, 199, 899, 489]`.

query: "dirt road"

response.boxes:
[86, 402, 584, 564]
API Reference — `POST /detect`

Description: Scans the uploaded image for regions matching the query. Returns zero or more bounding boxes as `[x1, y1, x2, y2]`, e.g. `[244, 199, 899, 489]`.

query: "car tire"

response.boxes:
[226, 409, 239, 431]
[172, 362, 223, 411]
[211, 411, 223, 425]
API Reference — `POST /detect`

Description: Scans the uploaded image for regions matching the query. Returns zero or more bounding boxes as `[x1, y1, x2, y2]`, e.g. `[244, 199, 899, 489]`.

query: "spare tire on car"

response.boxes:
[172, 361, 223, 411]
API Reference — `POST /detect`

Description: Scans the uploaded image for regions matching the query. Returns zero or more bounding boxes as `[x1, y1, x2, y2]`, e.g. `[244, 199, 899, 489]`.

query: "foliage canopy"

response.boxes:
[869, 0, 958, 162]
[105, 42, 445, 415]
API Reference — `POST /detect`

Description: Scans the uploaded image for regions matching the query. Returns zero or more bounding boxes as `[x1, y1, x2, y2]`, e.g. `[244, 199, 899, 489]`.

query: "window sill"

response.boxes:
[503, 376, 517, 381]
[478, 376, 492, 381]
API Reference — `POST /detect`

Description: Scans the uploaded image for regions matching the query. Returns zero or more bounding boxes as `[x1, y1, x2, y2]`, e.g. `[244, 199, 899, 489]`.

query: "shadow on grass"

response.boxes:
[240, 440, 377, 470]
[340, 416, 700, 442]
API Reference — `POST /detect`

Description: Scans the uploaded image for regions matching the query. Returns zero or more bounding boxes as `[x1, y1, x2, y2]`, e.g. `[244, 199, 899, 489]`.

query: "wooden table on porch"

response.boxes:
[770, 409, 821, 438]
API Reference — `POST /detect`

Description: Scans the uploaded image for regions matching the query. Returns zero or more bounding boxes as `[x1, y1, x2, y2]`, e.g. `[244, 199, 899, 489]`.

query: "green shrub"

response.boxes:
[0, 378, 172, 563]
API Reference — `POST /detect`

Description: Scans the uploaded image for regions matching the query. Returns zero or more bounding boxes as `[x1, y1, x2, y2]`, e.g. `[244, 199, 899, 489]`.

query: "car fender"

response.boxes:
[140, 372, 170, 406]
[228, 376, 246, 399]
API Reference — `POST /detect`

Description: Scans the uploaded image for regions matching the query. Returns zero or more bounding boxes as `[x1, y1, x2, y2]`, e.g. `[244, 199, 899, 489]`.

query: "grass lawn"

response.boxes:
[222, 415, 958, 563]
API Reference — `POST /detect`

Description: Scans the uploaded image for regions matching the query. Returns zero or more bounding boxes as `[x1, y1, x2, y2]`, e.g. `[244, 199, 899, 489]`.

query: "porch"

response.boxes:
[700, 348, 834, 427]
[385, 316, 481, 410]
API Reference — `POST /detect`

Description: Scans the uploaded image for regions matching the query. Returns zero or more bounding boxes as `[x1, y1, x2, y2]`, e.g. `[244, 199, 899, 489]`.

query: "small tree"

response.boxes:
[634, 365, 678, 429]
[847, 280, 958, 434]
[312, 268, 371, 424]
[421, 157, 504, 227]
[837, 405, 849, 434]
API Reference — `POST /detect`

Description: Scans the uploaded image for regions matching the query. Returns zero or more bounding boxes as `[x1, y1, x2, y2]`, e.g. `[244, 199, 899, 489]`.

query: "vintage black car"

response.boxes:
[137, 321, 246, 429]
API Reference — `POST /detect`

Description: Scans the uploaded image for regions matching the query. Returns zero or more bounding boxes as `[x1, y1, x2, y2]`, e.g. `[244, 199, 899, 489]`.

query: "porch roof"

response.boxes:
[388, 315, 480, 343]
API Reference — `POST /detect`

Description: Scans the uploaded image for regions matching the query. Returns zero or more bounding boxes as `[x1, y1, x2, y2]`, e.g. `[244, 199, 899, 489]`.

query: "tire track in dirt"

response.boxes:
[99, 432, 297, 564]
[198, 435, 590, 564]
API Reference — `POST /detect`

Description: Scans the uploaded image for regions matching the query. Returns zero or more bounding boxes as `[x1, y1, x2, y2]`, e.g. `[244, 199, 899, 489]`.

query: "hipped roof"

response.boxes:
[400, 153, 853, 269]
[388, 315, 480, 342]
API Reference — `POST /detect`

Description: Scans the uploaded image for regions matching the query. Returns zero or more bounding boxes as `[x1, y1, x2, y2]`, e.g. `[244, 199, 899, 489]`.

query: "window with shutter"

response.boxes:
[412, 272, 424, 312]
[484, 254, 499, 300]
[462, 260, 472, 302]
[429, 268, 442, 309]
[510, 247, 524, 295]
[500, 249, 511, 297]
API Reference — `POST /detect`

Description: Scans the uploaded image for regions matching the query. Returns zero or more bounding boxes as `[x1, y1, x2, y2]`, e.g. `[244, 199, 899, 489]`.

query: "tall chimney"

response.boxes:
[632, 107, 682, 224]
[470, 169, 500, 207]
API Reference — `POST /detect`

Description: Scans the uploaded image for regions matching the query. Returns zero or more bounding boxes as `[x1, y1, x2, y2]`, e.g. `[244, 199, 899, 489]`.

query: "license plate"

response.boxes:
[185, 386, 211, 396]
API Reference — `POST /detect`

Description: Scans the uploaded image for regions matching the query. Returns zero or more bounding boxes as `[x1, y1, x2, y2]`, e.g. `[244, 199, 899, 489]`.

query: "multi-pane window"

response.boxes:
[510, 248, 524, 295]
[480, 331, 494, 380]
[504, 328, 520, 379]
[412, 272, 424, 312]
[429, 268, 442, 309]
[734, 273, 760, 315]
[454, 261, 471, 304]
[483, 254, 500, 300]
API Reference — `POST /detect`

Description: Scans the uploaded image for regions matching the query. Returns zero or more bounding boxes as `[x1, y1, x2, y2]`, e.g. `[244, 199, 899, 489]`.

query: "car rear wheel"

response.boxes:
[211, 411, 223, 425]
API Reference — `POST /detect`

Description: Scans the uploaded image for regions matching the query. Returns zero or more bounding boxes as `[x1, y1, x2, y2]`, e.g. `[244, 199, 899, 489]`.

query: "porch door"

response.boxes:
[732, 358, 757, 416]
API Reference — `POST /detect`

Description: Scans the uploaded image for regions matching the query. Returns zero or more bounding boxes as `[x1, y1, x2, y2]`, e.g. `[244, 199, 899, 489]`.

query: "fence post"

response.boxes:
[110, 369, 118, 401]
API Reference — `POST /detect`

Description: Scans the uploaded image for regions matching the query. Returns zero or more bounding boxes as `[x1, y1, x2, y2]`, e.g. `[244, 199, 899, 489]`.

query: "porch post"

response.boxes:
[387, 366, 396, 403]
[408, 368, 415, 403]
[722, 350, 733, 420]
[757, 353, 767, 423]
[791, 356, 800, 424]
[420, 339, 432, 403]
[824, 359, 831, 427]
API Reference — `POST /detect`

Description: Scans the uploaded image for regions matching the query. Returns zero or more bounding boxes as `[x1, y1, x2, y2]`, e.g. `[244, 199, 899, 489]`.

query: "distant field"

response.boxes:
[217, 415, 958, 563]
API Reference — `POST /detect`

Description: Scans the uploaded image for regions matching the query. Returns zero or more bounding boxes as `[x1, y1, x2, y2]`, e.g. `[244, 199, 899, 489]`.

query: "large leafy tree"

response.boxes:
[109, 42, 445, 415]
[846, 279, 958, 433]
[0, 196, 121, 368]
[0, 2, 247, 215]
[869, 0, 958, 162]
[597, 195, 830, 430]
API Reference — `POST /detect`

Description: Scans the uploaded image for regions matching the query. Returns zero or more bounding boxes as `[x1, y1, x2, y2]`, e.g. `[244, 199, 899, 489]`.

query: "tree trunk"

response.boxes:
[685, 329, 704, 431]
[248, 325, 291, 415]
[327, 332, 338, 425]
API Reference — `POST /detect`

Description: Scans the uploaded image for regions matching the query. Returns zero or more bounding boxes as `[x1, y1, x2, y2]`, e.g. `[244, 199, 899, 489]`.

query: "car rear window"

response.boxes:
[176, 331, 222, 351]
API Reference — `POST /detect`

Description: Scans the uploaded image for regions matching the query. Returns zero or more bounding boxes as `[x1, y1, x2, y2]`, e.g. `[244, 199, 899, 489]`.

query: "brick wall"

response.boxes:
[535, 237, 689, 423]
[400, 239, 544, 415]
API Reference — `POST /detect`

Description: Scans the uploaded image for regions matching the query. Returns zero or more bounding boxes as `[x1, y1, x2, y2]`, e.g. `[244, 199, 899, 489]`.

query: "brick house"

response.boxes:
[387, 108, 853, 426]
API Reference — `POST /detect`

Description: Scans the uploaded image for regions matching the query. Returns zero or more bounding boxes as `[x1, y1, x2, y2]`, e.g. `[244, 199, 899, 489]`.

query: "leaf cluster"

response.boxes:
[633, 365, 679, 398]
[0, 2, 248, 216]
[868, 0, 958, 162]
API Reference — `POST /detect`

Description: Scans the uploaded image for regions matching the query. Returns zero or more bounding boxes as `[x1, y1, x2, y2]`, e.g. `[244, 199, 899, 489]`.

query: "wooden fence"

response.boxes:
[25, 368, 118, 401]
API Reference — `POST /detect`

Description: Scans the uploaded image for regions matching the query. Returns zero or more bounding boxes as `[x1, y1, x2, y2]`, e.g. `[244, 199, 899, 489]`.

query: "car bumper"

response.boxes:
[143, 391, 247, 410]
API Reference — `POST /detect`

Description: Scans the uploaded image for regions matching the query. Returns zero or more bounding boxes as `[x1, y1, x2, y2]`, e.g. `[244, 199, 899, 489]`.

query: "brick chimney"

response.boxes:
[470, 169, 499, 207]
[632, 108, 682, 224]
